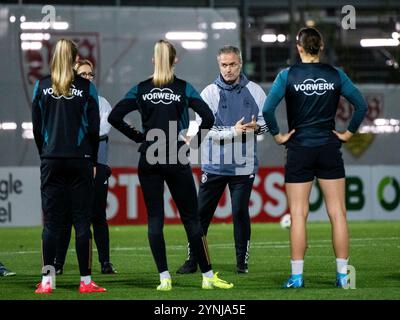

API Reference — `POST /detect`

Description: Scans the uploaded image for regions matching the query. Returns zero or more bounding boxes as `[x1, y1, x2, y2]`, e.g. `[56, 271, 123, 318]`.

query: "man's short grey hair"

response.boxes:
[217, 45, 242, 62]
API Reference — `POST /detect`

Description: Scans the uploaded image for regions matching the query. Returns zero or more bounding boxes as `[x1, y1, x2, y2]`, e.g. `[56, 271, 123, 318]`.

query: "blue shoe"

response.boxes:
[335, 272, 349, 288]
[283, 274, 304, 288]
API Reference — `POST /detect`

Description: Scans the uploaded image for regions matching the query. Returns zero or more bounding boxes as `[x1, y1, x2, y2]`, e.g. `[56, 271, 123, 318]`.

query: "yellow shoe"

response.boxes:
[157, 278, 172, 291]
[202, 272, 234, 289]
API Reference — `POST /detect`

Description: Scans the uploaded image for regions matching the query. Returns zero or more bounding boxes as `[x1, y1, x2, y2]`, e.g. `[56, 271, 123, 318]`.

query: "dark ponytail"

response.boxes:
[296, 27, 324, 56]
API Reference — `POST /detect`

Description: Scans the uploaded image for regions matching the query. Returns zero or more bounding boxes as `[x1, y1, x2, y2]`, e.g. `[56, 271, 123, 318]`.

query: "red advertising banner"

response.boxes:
[107, 167, 289, 225]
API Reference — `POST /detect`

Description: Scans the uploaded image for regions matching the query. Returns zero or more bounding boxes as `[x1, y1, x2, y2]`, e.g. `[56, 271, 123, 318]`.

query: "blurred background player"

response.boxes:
[0, 262, 16, 277]
[32, 39, 105, 294]
[263, 27, 367, 288]
[54, 59, 117, 275]
[108, 39, 233, 291]
[176, 45, 268, 275]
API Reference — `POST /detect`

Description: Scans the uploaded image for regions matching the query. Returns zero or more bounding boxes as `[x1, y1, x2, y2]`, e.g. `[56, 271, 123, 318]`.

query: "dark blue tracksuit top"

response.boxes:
[32, 75, 100, 163]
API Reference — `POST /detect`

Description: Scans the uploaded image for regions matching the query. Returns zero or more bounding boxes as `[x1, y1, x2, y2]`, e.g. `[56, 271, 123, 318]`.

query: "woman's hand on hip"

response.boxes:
[333, 130, 353, 143]
[273, 129, 295, 145]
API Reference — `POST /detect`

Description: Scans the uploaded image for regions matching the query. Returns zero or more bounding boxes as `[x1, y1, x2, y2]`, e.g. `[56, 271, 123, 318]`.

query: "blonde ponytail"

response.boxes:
[152, 40, 176, 87]
[51, 39, 78, 96]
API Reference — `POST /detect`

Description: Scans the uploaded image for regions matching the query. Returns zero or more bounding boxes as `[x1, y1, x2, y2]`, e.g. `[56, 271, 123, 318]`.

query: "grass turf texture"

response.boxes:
[0, 221, 399, 300]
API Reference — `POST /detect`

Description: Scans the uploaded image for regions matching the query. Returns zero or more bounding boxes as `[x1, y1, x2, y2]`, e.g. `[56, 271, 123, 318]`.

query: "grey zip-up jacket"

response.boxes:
[196, 74, 268, 176]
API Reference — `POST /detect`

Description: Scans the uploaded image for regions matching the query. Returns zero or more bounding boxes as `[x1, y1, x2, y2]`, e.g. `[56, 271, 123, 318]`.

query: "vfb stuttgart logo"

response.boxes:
[20, 32, 100, 107]
[336, 93, 383, 157]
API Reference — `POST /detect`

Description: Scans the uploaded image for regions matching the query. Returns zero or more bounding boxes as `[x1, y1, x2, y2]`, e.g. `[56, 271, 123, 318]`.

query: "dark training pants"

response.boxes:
[55, 163, 112, 267]
[190, 172, 254, 268]
[40, 158, 93, 276]
[138, 155, 212, 274]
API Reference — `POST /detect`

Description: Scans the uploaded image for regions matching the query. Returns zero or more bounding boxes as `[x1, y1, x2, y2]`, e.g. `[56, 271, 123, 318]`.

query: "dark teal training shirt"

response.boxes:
[263, 63, 368, 147]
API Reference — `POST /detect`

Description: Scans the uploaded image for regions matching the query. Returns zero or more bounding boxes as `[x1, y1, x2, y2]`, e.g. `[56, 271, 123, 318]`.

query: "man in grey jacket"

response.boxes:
[177, 46, 268, 274]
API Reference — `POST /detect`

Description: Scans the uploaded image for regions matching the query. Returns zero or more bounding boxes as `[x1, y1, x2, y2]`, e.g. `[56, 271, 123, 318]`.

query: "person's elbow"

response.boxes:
[200, 113, 214, 129]
[262, 105, 274, 123]
[88, 123, 100, 137]
[360, 102, 368, 115]
[262, 110, 268, 121]
[107, 111, 119, 127]
[353, 101, 368, 122]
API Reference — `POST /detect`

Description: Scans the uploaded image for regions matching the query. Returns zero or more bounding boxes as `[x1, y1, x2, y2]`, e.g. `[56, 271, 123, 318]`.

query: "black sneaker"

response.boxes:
[0, 263, 16, 277]
[54, 263, 63, 275]
[176, 259, 197, 274]
[236, 264, 248, 274]
[101, 262, 117, 274]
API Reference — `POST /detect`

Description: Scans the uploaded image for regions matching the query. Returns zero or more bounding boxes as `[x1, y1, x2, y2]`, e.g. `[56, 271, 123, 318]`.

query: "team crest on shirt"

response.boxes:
[293, 78, 335, 96]
[20, 32, 100, 108]
[336, 93, 383, 157]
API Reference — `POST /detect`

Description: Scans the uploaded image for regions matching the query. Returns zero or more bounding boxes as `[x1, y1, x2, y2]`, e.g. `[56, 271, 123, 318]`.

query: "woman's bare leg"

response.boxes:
[285, 181, 314, 260]
[318, 178, 349, 260]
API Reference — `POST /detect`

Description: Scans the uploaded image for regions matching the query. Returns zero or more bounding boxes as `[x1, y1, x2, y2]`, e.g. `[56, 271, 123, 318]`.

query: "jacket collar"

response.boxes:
[214, 73, 249, 91]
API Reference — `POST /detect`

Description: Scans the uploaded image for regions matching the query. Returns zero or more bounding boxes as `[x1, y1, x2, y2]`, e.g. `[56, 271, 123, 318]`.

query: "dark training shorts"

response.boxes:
[284, 143, 345, 183]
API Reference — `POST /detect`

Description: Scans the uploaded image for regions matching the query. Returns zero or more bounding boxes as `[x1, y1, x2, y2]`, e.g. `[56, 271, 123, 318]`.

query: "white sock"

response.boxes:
[42, 275, 52, 286]
[202, 270, 214, 278]
[336, 258, 348, 274]
[291, 260, 304, 275]
[81, 275, 91, 285]
[160, 271, 171, 281]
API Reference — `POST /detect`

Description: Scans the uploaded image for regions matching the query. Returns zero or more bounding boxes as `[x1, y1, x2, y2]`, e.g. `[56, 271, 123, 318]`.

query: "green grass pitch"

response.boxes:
[0, 221, 399, 300]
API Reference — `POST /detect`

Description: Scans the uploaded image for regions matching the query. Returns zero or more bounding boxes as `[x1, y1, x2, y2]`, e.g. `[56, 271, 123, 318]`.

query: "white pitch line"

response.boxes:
[0, 237, 398, 255]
